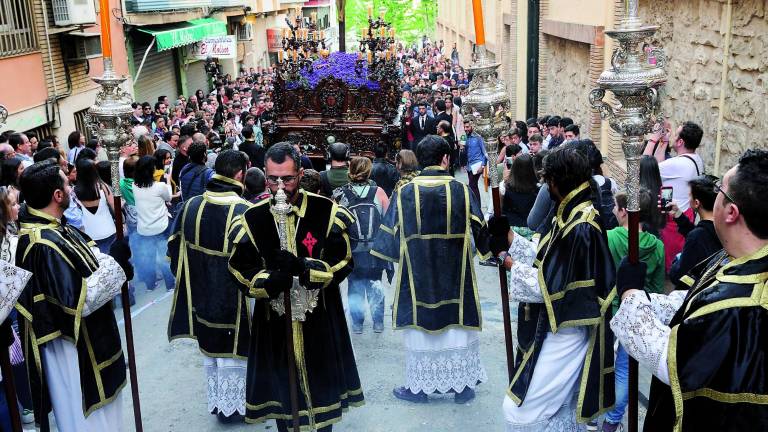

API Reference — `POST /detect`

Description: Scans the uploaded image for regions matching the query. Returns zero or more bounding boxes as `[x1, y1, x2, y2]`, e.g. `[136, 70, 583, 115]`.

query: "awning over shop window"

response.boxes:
[137, 18, 227, 52]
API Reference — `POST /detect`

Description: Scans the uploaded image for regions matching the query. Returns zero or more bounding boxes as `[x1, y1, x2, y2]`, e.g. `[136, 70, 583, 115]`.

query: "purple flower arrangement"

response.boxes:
[286, 52, 380, 90]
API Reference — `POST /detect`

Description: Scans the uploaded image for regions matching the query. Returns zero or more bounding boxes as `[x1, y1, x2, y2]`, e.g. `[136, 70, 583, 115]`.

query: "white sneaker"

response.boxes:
[21, 409, 34, 424]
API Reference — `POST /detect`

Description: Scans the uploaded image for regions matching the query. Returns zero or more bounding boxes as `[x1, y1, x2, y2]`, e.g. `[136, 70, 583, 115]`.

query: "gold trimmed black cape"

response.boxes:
[370, 167, 491, 333]
[507, 182, 616, 423]
[167, 174, 252, 359]
[227, 189, 364, 430]
[644, 246, 768, 431]
[15, 205, 126, 425]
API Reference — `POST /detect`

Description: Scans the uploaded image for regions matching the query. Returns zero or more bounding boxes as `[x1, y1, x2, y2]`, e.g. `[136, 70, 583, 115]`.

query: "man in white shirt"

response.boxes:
[9, 133, 33, 167]
[644, 121, 705, 270]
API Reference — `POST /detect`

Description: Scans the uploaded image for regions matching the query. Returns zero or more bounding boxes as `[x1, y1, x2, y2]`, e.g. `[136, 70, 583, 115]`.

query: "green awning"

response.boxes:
[137, 18, 227, 51]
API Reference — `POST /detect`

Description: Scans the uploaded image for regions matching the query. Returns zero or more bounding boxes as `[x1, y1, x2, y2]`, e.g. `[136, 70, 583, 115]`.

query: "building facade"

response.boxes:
[437, 0, 765, 178]
[0, 0, 130, 145]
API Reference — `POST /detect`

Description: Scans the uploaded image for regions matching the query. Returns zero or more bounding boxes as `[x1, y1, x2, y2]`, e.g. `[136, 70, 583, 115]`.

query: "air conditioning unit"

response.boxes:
[63, 33, 102, 61]
[52, 0, 96, 26]
[238, 23, 253, 41]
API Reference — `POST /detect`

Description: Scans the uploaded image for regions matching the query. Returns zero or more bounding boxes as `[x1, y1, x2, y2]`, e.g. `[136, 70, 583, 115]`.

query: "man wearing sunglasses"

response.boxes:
[228, 143, 363, 431]
[612, 149, 768, 431]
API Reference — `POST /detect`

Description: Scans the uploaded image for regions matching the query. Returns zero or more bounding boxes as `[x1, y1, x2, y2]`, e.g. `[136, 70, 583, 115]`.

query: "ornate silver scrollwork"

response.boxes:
[589, 89, 614, 120]
[590, 3, 668, 213]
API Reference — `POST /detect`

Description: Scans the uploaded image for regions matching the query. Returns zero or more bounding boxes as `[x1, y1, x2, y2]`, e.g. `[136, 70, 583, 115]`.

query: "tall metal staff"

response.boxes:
[270, 181, 301, 431]
[464, 0, 515, 380]
[86, 4, 144, 431]
[590, 1, 667, 430]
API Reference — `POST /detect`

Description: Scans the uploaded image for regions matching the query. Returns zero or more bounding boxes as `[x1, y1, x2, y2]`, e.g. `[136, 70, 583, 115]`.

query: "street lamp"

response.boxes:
[588, 1, 667, 431]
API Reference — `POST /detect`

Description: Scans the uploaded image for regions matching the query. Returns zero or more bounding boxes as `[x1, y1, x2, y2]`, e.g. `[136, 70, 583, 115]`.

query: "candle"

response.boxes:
[311, 12, 317, 23]
[367, 50, 372, 63]
[293, 50, 298, 61]
[379, 7, 385, 18]
[320, 30, 325, 40]
[385, 50, 391, 60]
[367, 5, 372, 17]
[380, 27, 385, 37]
[471, 0, 486, 46]
[390, 28, 395, 38]
[278, 50, 283, 63]
[99, 0, 112, 58]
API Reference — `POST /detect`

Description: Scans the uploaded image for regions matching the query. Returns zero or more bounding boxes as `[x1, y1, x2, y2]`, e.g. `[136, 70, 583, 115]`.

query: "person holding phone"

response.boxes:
[644, 121, 706, 271]
[665, 175, 722, 285]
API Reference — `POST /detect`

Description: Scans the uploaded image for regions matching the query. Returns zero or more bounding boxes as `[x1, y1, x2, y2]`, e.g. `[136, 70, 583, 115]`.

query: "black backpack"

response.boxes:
[338, 185, 382, 269]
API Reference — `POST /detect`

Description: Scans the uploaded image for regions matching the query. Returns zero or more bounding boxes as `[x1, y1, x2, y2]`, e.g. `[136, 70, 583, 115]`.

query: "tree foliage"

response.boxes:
[342, 0, 436, 46]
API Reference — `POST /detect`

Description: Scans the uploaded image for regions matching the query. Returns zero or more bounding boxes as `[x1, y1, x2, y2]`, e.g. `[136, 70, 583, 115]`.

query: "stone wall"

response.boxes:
[640, 0, 768, 174]
[540, 37, 593, 132]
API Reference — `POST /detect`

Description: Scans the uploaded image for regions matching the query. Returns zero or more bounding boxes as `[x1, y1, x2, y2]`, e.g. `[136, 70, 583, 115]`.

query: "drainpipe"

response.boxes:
[41, 0, 59, 123]
[713, 0, 733, 176]
[134, 36, 156, 83]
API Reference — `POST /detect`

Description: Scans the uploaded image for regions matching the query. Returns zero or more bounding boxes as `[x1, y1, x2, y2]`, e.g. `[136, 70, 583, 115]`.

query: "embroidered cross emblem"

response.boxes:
[302, 232, 317, 256]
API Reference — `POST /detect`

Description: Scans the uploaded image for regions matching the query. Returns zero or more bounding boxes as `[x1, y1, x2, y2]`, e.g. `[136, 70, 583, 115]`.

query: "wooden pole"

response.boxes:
[0, 321, 22, 432]
[112, 197, 144, 432]
[283, 287, 301, 431]
[627, 210, 640, 432]
[492, 188, 515, 381]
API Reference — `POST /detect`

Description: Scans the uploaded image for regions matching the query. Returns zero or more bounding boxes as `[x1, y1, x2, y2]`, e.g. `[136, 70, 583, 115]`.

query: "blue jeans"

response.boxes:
[347, 273, 384, 327]
[605, 344, 629, 424]
[135, 230, 175, 291]
[94, 233, 116, 255]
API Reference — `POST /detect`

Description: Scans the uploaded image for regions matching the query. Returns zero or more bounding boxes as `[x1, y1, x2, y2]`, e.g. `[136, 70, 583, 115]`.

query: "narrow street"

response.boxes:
[102, 185, 648, 432]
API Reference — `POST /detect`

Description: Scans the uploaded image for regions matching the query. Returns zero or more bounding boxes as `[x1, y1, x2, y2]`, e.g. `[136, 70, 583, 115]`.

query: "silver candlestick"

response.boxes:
[589, 0, 667, 212]
[269, 179, 319, 321]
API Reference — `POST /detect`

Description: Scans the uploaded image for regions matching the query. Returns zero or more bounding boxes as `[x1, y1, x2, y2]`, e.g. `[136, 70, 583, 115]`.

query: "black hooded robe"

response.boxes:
[228, 189, 363, 430]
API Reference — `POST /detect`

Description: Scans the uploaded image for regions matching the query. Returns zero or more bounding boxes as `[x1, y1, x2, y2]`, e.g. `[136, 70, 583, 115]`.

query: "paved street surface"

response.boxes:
[31, 179, 649, 431]
[108, 259, 648, 432]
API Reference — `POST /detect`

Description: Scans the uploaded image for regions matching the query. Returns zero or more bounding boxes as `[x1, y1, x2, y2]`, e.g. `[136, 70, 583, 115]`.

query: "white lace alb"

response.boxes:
[82, 249, 126, 317]
[505, 393, 586, 432]
[610, 290, 686, 385]
[205, 357, 247, 417]
[0, 259, 31, 324]
[405, 332, 487, 394]
[507, 235, 544, 303]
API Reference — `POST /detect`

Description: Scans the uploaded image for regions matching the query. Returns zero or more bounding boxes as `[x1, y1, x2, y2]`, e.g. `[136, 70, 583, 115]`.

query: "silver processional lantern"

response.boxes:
[462, 46, 511, 191]
[589, 0, 667, 212]
[85, 58, 134, 195]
